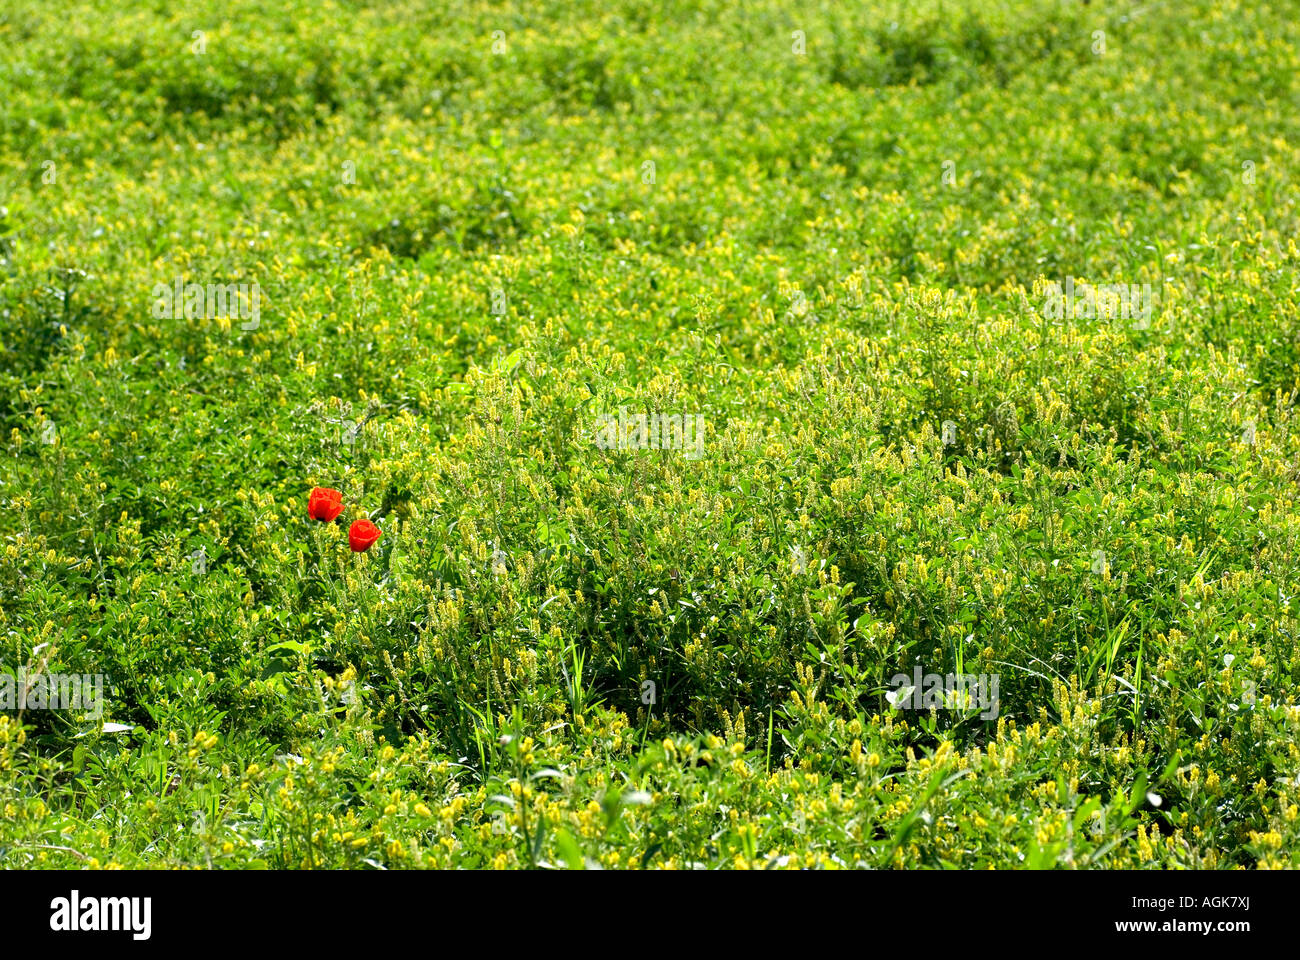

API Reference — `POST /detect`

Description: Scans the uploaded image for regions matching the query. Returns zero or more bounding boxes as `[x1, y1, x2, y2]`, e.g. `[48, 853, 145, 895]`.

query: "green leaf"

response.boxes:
[554, 829, 584, 871]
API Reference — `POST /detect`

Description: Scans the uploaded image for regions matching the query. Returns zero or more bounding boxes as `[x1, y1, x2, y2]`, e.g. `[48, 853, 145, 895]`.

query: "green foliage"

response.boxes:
[2, 0, 1300, 868]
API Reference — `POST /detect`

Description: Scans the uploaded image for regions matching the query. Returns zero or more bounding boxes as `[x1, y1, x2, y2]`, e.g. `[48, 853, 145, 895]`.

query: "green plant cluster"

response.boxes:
[1, 0, 1299, 868]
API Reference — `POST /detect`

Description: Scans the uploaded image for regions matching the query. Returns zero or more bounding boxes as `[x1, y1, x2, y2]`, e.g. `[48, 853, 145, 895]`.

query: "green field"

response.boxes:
[2, 0, 1300, 869]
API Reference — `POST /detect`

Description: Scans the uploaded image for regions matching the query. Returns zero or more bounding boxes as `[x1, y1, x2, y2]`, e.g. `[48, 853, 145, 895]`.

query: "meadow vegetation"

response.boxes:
[2, 0, 1299, 868]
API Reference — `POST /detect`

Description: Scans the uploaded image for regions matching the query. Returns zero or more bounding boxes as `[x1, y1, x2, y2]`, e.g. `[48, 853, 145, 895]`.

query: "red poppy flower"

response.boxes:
[308, 487, 344, 522]
[349, 518, 383, 552]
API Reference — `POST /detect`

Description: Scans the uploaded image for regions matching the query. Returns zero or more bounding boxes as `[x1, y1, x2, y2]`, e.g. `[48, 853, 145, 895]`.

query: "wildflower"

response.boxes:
[308, 487, 344, 522]
[349, 519, 383, 552]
